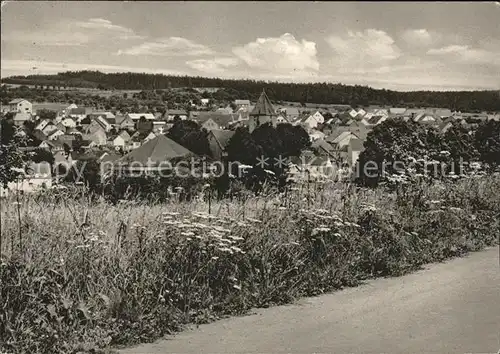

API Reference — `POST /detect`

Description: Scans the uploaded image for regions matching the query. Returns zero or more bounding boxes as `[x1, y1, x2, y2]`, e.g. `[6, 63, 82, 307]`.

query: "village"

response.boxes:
[1, 87, 500, 194]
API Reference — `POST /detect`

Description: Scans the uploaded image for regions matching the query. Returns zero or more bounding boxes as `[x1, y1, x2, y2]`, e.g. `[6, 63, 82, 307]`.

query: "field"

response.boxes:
[1, 177, 499, 353]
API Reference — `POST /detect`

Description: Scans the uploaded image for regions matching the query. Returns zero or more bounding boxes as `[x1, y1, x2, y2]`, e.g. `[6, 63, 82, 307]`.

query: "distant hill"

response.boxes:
[2, 70, 499, 111]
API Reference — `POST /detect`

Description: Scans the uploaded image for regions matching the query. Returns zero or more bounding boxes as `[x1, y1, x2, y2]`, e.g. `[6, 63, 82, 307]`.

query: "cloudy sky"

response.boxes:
[1, 1, 499, 91]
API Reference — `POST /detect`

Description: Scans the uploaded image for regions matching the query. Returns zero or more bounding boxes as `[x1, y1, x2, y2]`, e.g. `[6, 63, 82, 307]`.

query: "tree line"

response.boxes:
[3, 70, 500, 111]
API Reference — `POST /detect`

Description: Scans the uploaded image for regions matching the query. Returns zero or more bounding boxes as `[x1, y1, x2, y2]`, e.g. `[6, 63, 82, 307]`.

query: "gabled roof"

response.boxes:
[250, 90, 276, 117]
[116, 135, 195, 166]
[209, 129, 235, 150]
[235, 99, 250, 105]
[126, 113, 156, 120]
[89, 111, 116, 119]
[197, 112, 237, 127]
[349, 138, 364, 152]
[69, 107, 86, 115]
[9, 98, 28, 104]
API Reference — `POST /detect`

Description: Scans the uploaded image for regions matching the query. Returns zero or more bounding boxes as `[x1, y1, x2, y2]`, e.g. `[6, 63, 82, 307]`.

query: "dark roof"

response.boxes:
[69, 107, 86, 115]
[210, 129, 235, 150]
[250, 90, 276, 117]
[196, 112, 236, 127]
[9, 98, 28, 104]
[116, 135, 195, 166]
[349, 138, 364, 152]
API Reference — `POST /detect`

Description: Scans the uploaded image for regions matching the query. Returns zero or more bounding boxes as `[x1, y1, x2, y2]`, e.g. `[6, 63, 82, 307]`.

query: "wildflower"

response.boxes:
[163, 211, 180, 216]
[246, 217, 262, 224]
[228, 235, 244, 241]
[429, 200, 442, 205]
[230, 246, 245, 253]
[212, 226, 231, 233]
[312, 227, 331, 236]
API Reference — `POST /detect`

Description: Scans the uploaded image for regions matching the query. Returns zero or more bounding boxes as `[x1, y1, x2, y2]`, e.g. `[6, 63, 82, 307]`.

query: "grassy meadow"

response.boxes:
[1, 177, 499, 353]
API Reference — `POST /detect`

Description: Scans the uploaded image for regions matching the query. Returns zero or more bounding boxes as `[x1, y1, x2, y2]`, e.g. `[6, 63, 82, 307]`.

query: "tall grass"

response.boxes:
[1, 177, 499, 353]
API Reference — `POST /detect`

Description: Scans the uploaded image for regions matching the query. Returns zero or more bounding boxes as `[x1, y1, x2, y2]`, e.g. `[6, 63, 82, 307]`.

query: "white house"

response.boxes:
[0, 162, 52, 197]
[7, 99, 32, 114]
[61, 117, 77, 128]
[126, 113, 156, 121]
[48, 129, 65, 141]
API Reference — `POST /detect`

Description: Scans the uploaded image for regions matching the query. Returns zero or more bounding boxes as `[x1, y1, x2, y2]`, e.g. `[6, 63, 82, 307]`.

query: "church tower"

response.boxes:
[249, 89, 277, 133]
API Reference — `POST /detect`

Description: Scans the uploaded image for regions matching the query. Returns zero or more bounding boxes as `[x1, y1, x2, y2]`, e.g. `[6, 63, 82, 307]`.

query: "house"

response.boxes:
[348, 109, 358, 118]
[7, 99, 32, 114]
[67, 107, 87, 122]
[0, 162, 51, 197]
[234, 99, 250, 106]
[356, 108, 366, 117]
[275, 106, 300, 121]
[152, 121, 167, 134]
[309, 129, 325, 142]
[166, 110, 188, 121]
[347, 138, 364, 168]
[208, 129, 235, 161]
[125, 113, 156, 121]
[196, 112, 237, 131]
[414, 112, 443, 124]
[12, 112, 32, 126]
[327, 130, 360, 150]
[48, 129, 65, 141]
[84, 119, 107, 135]
[289, 152, 335, 182]
[82, 129, 107, 146]
[94, 116, 113, 132]
[114, 135, 196, 174]
[115, 115, 135, 131]
[35, 119, 50, 131]
[276, 114, 289, 124]
[200, 98, 210, 106]
[89, 111, 116, 121]
[311, 139, 336, 157]
[39, 140, 64, 153]
[129, 131, 157, 149]
[61, 117, 77, 128]
[109, 130, 131, 148]
[430, 108, 452, 118]
[248, 90, 277, 133]
[389, 107, 407, 116]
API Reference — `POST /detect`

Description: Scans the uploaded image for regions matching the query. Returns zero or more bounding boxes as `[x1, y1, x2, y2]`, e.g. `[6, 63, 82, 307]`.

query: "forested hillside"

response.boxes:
[3, 70, 499, 111]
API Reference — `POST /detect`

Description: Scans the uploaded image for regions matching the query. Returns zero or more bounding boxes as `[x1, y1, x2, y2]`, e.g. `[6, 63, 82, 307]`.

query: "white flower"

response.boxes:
[312, 227, 330, 236]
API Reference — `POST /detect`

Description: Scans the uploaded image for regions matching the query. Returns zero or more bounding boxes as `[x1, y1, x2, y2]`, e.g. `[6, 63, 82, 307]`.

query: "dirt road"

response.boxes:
[120, 246, 500, 354]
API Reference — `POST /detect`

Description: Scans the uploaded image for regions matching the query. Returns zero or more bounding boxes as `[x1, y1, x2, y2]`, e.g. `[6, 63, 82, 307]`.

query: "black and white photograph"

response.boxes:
[1, 1, 499, 353]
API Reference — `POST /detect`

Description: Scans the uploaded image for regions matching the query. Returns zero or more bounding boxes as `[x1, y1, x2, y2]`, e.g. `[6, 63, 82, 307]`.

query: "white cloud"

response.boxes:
[74, 18, 143, 40]
[326, 29, 401, 62]
[117, 37, 214, 57]
[2, 18, 142, 46]
[186, 57, 239, 73]
[232, 33, 319, 75]
[427, 44, 500, 65]
[0, 59, 188, 77]
[401, 29, 434, 46]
